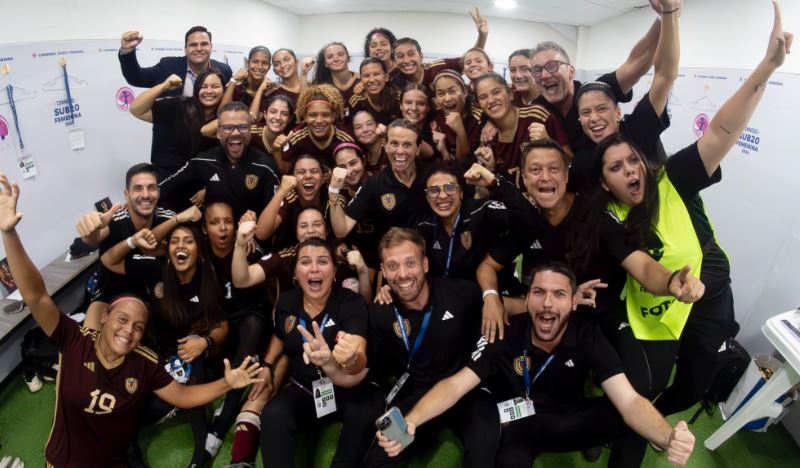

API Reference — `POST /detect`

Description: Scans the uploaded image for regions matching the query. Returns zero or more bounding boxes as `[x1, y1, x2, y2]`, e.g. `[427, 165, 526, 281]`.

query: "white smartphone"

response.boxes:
[375, 406, 415, 448]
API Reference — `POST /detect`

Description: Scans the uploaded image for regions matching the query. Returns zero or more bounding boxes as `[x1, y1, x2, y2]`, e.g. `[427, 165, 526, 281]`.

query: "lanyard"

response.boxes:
[393, 306, 432, 369]
[443, 213, 460, 278]
[522, 351, 555, 400]
[298, 313, 330, 343]
[4, 84, 23, 150]
[60, 62, 75, 124]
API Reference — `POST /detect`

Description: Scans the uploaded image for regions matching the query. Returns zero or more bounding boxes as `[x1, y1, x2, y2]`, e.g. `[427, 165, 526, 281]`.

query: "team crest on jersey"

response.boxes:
[125, 377, 138, 394]
[513, 355, 532, 376]
[154, 282, 165, 299]
[460, 231, 472, 250]
[392, 319, 411, 339]
[245, 174, 259, 190]
[381, 193, 396, 210]
[285, 315, 297, 334]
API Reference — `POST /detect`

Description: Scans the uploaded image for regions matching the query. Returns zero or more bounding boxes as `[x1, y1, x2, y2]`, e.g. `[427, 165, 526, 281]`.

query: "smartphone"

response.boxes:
[375, 406, 414, 448]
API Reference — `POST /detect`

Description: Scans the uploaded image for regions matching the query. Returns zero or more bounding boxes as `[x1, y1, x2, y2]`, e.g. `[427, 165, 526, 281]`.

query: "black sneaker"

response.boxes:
[582, 446, 602, 462]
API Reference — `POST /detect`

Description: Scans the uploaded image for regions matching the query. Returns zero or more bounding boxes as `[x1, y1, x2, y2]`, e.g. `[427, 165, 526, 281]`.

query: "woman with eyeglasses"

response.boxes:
[414, 161, 509, 280]
[130, 69, 223, 182]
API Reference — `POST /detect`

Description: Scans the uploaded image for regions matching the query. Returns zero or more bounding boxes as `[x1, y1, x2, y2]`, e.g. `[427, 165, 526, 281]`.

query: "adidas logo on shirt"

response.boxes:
[618, 322, 630, 331]
[210, 173, 220, 182]
[190, 296, 200, 303]
[718, 341, 728, 353]
[442, 311, 454, 321]
[326, 318, 336, 328]
[529, 240, 543, 250]
[564, 359, 575, 368]
[432, 241, 442, 250]
[84, 361, 95, 372]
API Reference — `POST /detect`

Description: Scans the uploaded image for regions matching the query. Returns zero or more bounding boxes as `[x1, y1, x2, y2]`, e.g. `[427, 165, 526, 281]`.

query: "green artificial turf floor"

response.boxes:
[1, 370, 799, 467]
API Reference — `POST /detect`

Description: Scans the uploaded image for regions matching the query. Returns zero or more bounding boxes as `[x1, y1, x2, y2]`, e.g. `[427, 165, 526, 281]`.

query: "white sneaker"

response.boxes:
[23, 371, 42, 393]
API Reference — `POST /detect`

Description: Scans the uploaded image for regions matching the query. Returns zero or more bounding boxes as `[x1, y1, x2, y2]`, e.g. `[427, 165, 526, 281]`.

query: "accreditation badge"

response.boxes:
[312, 377, 337, 418]
[497, 397, 535, 424]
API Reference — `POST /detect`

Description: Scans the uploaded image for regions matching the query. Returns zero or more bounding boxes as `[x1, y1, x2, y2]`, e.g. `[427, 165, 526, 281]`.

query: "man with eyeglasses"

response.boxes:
[531, 1, 671, 154]
[159, 101, 279, 219]
[361, 227, 500, 468]
[330, 119, 427, 240]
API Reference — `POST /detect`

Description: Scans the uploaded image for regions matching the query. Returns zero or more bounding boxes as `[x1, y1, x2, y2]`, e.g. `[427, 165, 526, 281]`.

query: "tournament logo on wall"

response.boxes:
[737, 126, 761, 155]
[116, 87, 135, 111]
[52, 98, 82, 126]
[693, 113, 710, 138]
[0, 114, 8, 140]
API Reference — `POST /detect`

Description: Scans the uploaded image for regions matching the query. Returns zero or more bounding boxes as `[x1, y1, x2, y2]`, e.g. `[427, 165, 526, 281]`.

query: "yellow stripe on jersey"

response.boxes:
[287, 128, 309, 144]
[279, 246, 297, 258]
[349, 93, 367, 107]
[518, 106, 550, 121]
[335, 129, 354, 143]
[133, 345, 159, 363]
[470, 107, 483, 120]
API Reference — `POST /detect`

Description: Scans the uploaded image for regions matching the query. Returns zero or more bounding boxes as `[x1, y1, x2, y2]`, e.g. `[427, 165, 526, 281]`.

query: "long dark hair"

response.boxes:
[178, 68, 225, 154]
[360, 57, 396, 110]
[566, 133, 660, 276]
[363, 28, 397, 59]
[314, 42, 350, 85]
[161, 223, 224, 333]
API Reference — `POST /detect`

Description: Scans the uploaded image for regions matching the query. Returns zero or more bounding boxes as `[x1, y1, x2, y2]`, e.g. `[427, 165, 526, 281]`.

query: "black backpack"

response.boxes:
[20, 326, 59, 381]
[688, 338, 751, 424]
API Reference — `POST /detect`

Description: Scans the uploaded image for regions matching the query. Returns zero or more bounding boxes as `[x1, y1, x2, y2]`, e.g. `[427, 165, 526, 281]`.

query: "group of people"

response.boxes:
[3, 1, 793, 467]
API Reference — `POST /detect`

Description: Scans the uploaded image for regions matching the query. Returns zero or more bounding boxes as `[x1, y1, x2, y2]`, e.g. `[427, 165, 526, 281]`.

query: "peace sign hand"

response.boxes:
[469, 7, 489, 35]
[297, 321, 333, 368]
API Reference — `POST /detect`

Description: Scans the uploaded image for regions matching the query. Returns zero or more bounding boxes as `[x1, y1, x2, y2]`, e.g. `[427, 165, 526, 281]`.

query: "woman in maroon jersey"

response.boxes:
[0, 173, 261, 468]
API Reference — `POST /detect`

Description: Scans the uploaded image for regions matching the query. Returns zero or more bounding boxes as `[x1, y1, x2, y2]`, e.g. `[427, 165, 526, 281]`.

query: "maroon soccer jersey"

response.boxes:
[347, 88, 402, 126]
[45, 315, 172, 467]
[392, 57, 463, 89]
[431, 106, 483, 161]
[281, 123, 355, 168]
[486, 105, 569, 184]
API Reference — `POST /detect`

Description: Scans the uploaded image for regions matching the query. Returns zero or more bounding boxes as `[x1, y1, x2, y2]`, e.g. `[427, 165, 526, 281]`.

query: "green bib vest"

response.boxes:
[608, 173, 703, 340]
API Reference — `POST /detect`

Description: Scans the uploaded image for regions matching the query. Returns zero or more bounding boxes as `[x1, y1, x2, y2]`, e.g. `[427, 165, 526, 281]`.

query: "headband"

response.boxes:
[430, 69, 466, 91]
[108, 295, 149, 313]
[305, 98, 333, 110]
[333, 142, 365, 158]
[575, 81, 618, 106]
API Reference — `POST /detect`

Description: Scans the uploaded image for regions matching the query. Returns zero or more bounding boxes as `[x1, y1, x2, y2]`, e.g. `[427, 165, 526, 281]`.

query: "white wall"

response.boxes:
[577, 0, 800, 74]
[297, 12, 577, 75]
[1, 0, 300, 50]
[578, 0, 800, 444]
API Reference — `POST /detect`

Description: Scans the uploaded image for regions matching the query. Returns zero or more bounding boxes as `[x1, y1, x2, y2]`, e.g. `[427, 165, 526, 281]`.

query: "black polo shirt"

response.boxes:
[466, 313, 623, 408]
[274, 287, 368, 388]
[345, 165, 427, 235]
[158, 145, 279, 219]
[569, 92, 670, 193]
[367, 278, 482, 394]
[534, 71, 632, 156]
[415, 198, 510, 280]
[95, 207, 174, 301]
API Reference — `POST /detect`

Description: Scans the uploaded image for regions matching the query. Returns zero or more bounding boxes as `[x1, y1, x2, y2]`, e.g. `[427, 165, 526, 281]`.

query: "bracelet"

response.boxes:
[229, 78, 242, 86]
[328, 186, 341, 195]
[126, 236, 136, 250]
[263, 361, 275, 372]
[662, 7, 679, 15]
[340, 353, 359, 369]
[203, 335, 216, 349]
[667, 269, 681, 291]
[482, 289, 499, 299]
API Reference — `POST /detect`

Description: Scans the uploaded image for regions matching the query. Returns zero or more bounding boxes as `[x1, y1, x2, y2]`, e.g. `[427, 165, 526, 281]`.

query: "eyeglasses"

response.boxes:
[219, 124, 251, 134]
[532, 60, 570, 78]
[425, 183, 460, 198]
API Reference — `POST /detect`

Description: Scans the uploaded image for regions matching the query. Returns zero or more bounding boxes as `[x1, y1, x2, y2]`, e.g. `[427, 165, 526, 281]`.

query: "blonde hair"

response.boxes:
[378, 227, 426, 259]
[295, 83, 345, 122]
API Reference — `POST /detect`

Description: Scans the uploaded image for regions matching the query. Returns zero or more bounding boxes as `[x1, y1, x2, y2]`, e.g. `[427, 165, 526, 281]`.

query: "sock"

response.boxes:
[229, 411, 261, 464]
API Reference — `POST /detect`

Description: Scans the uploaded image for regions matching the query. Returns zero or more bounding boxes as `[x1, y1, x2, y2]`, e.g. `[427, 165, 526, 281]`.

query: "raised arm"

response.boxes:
[648, 0, 681, 116]
[149, 205, 202, 244]
[469, 7, 489, 50]
[615, 2, 670, 94]
[232, 221, 267, 288]
[621, 252, 704, 303]
[697, 1, 792, 176]
[0, 174, 61, 336]
[255, 175, 294, 241]
[129, 74, 183, 123]
[328, 168, 359, 238]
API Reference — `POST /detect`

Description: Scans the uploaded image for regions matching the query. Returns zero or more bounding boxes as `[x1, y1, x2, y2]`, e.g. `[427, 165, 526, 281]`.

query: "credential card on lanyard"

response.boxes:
[312, 377, 337, 418]
[497, 397, 535, 424]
